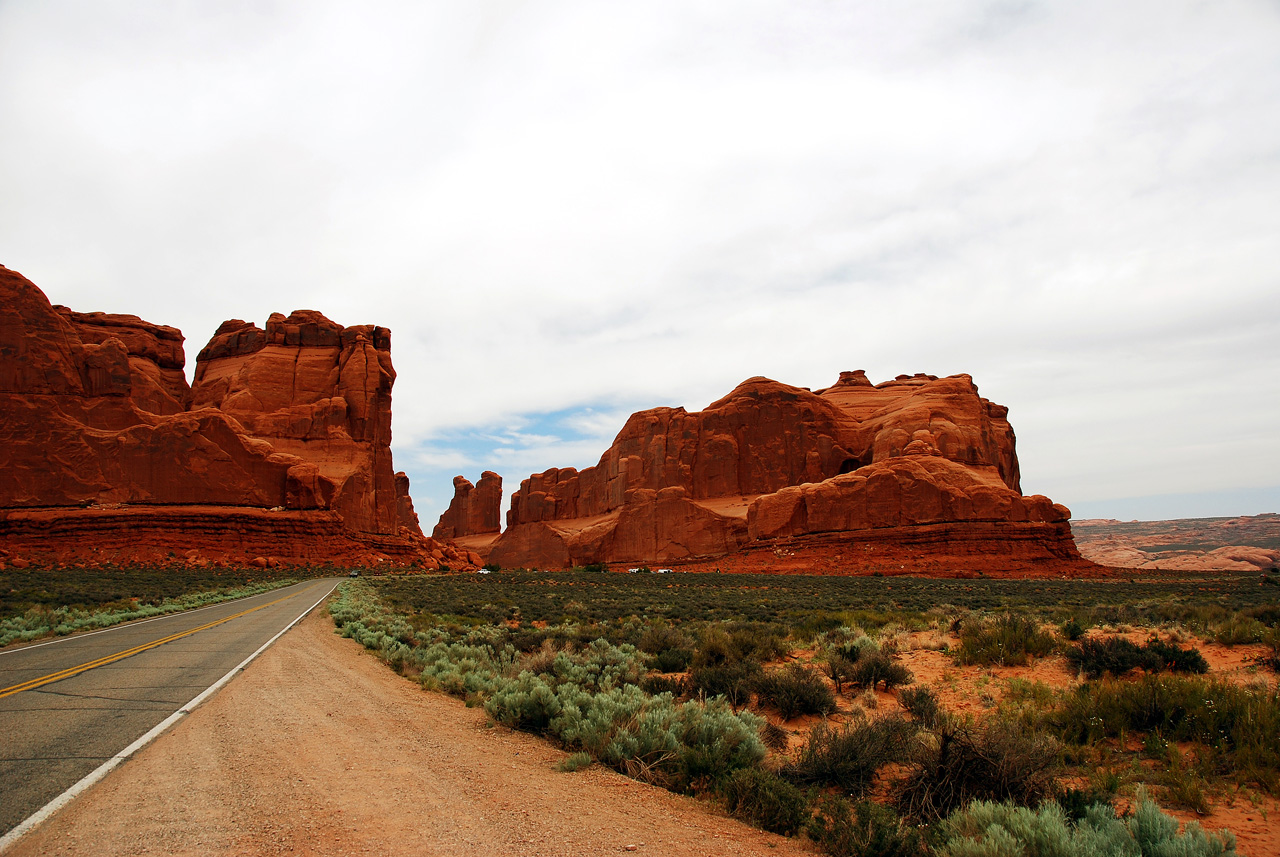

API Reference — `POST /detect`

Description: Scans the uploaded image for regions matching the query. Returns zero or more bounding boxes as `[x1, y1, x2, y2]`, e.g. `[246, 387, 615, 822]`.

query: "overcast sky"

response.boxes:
[2, 1, 1277, 526]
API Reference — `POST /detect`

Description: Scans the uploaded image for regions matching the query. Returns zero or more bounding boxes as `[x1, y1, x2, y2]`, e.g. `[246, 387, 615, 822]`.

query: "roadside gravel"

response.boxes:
[7, 606, 815, 856]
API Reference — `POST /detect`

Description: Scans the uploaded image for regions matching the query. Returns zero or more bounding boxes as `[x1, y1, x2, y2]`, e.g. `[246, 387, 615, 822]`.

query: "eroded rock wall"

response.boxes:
[0, 265, 443, 567]
[488, 371, 1089, 574]
[434, 471, 503, 540]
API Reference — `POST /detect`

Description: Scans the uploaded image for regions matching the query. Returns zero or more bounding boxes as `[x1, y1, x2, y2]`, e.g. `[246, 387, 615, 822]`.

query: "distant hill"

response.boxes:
[1072, 513, 1280, 572]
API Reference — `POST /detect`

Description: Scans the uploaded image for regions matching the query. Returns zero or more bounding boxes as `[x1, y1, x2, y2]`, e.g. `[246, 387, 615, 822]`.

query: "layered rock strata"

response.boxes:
[0, 265, 467, 568]
[486, 371, 1091, 575]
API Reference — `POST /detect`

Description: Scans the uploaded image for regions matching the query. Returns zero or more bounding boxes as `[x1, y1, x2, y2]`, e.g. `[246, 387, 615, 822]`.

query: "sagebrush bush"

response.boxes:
[720, 767, 808, 835]
[956, 613, 1056, 667]
[935, 788, 1236, 856]
[783, 715, 918, 795]
[899, 717, 1060, 820]
[807, 795, 926, 857]
[753, 663, 836, 719]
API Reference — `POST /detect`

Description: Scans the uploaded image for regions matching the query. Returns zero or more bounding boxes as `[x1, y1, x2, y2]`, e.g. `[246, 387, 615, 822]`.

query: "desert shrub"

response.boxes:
[956, 613, 1056, 667]
[1054, 785, 1116, 822]
[639, 674, 684, 696]
[637, 624, 690, 654]
[826, 655, 858, 694]
[726, 622, 791, 663]
[1066, 636, 1143, 678]
[807, 795, 927, 857]
[1213, 615, 1267, 645]
[848, 650, 914, 691]
[753, 663, 837, 719]
[720, 767, 808, 835]
[783, 715, 918, 796]
[1260, 629, 1280, 672]
[934, 788, 1236, 856]
[687, 659, 761, 707]
[1055, 674, 1280, 790]
[899, 717, 1060, 820]
[521, 637, 648, 692]
[1140, 637, 1209, 674]
[555, 751, 593, 772]
[1066, 636, 1208, 679]
[759, 719, 790, 751]
[486, 679, 764, 789]
[653, 647, 694, 673]
[1060, 617, 1086, 641]
[900, 686, 943, 729]
[1243, 603, 1280, 626]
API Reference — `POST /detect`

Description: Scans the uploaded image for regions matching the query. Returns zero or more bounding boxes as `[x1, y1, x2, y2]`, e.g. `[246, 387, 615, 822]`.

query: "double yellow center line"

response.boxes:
[0, 591, 300, 700]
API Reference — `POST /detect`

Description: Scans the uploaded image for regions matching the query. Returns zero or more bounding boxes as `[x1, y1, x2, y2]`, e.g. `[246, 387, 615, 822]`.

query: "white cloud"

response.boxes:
[2, 0, 1278, 526]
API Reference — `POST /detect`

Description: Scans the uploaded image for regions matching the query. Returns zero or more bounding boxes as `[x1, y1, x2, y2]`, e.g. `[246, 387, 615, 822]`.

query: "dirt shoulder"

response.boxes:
[7, 606, 813, 857]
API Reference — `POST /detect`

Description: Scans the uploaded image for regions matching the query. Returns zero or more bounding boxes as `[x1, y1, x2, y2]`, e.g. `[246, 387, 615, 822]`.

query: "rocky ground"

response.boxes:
[6, 608, 812, 857]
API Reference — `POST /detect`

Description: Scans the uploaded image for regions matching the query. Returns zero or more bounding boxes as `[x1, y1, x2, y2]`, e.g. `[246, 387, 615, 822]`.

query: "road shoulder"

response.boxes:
[6, 604, 814, 856]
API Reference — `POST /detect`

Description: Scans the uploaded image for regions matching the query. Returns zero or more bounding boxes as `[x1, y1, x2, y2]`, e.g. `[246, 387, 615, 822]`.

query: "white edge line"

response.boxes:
[0, 580, 340, 854]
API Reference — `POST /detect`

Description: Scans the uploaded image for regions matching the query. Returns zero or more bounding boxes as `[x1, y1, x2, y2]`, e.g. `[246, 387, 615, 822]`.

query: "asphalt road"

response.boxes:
[0, 578, 339, 838]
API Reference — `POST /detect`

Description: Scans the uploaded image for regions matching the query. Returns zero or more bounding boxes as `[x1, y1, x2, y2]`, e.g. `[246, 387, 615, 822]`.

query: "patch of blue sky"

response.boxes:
[394, 403, 638, 529]
[1069, 485, 1280, 523]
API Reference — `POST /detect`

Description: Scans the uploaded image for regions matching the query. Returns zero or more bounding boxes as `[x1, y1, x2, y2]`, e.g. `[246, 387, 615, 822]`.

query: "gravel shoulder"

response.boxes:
[6, 605, 814, 856]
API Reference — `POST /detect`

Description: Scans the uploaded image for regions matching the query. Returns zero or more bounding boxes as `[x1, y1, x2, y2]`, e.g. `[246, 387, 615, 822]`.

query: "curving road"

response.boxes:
[0, 578, 339, 841]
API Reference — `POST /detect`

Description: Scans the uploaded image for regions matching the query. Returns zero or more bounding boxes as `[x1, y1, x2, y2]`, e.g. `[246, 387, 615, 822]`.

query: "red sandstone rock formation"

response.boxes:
[487, 372, 1092, 575]
[0, 265, 458, 568]
[434, 472, 503, 540]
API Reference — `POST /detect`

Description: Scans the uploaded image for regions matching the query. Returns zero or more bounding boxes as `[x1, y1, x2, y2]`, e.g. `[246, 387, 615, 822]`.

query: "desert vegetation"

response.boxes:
[330, 567, 1280, 856]
[0, 564, 328, 647]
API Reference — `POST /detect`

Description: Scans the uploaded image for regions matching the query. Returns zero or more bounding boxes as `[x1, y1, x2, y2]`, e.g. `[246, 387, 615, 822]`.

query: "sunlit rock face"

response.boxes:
[486, 371, 1089, 576]
[0, 264, 473, 568]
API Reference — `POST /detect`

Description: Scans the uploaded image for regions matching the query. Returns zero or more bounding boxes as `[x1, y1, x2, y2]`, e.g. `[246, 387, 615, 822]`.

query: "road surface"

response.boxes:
[0, 578, 338, 839]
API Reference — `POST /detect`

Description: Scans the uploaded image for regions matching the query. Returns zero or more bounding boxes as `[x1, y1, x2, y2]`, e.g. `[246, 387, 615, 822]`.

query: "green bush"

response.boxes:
[653, 647, 694, 672]
[1213, 616, 1267, 645]
[807, 795, 926, 857]
[687, 660, 761, 707]
[783, 715, 918, 796]
[1061, 617, 1086, 641]
[720, 767, 808, 835]
[753, 663, 837, 720]
[899, 717, 1060, 820]
[1066, 636, 1208, 680]
[935, 789, 1236, 856]
[1056, 674, 1280, 791]
[900, 686, 944, 729]
[639, 674, 684, 696]
[956, 614, 1056, 667]
[848, 650, 914, 691]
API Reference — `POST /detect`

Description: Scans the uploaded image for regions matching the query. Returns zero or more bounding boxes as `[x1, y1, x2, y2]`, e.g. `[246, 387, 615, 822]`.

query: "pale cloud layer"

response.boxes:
[2, 1, 1277, 526]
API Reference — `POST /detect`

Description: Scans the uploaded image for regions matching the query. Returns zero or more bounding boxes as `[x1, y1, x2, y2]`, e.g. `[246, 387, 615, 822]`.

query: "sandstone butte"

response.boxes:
[446, 371, 1103, 577]
[0, 265, 478, 570]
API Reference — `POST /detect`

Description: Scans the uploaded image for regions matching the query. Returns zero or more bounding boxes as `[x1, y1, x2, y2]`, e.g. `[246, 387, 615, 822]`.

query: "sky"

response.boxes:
[1, 1, 1278, 527]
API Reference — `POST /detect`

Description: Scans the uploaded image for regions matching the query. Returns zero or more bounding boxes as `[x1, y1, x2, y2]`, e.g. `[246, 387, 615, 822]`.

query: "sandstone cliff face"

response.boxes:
[434, 471, 503, 540]
[190, 310, 403, 536]
[487, 371, 1089, 574]
[0, 265, 447, 567]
